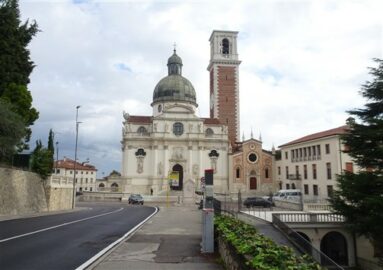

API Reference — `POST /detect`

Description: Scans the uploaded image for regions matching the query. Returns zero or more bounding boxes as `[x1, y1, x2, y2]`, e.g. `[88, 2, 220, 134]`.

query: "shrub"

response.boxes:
[215, 215, 322, 270]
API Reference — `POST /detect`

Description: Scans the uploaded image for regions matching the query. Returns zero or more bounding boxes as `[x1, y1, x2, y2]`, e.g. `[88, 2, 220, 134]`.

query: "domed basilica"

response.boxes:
[120, 30, 274, 199]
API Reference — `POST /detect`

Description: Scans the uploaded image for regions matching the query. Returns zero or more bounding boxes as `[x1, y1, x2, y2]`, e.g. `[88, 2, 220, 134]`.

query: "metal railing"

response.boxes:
[272, 214, 344, 269]
[214, 192, 241, 217]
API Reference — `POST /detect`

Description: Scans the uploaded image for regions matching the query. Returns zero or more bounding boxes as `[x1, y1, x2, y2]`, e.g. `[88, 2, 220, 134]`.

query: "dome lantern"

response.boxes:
[152, 50, 197, 107]
[167, 49, 183, 75]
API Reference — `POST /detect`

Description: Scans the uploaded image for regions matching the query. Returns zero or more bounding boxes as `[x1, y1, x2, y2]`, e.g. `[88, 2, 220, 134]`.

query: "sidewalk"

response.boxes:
[90, 205, 223, 270]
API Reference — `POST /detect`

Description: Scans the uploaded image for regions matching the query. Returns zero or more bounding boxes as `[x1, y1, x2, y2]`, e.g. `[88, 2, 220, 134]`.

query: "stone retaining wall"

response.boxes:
[217, 237, 251, 270]
[0, 167, 48, 215]
[0, 167, 73, 216]
[80, 191, 182, 203]
[45, 186, 73, 211]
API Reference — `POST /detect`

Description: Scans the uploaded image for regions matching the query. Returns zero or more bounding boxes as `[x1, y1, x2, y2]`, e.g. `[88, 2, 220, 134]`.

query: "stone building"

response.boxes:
[53, 157, 97, 192]
[121, 49, 230, 196]
[120, 30, 274, 198]
[274, 125, 357, 200]
[230, 138, 274, 196]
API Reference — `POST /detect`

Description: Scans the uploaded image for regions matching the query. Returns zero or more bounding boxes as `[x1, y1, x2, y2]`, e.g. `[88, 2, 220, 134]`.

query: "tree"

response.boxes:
[30, 140, 52, 180]
[47, 129, 54, 155]
[0, 83, 39, 148]
[47, 129, 54, 169]
[0, 0, 38, 93]
[330, 59, 383, 262]
[0, 0, 39, 150]
[0, 100, 25, 161]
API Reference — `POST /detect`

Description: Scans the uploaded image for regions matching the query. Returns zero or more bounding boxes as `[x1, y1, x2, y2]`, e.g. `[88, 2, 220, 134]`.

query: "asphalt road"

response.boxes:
[0, 202, 157, 270]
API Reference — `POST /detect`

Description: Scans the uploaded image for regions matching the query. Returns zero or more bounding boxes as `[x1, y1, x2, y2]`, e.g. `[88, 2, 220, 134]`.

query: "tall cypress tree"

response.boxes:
[0, 0, 39, 150]
[47, 129, 54, 155]
[47, 129, 54, 169]
[330, 59, 383, 262]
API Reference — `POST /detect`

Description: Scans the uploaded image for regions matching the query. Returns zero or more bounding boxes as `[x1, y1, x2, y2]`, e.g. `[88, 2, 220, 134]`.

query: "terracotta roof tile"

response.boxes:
[55, 158, 97, 171]
[128, 115, 152, 124]
[279, 125, 349, 148]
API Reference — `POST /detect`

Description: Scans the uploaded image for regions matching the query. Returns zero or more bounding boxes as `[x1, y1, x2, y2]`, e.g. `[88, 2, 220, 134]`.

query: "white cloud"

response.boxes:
[19, 0, 383, 176]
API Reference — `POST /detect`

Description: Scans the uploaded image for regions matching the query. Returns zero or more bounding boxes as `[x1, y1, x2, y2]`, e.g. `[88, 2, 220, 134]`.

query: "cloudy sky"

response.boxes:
[20, 0, 382, 177]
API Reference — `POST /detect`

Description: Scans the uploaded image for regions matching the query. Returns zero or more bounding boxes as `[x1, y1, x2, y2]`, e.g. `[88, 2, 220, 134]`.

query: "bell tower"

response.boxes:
[207, 30, 241, 146]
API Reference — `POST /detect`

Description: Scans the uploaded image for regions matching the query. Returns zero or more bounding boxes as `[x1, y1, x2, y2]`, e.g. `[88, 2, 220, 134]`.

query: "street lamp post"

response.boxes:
[72, 105, 81, 209]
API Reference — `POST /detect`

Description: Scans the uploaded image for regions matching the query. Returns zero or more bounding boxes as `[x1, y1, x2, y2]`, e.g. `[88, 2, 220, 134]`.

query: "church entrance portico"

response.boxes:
[171, 164, 183, 191]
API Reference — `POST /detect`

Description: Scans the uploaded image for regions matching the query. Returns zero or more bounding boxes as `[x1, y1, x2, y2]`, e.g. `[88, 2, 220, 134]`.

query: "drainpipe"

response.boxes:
[338, 137, 343, 175]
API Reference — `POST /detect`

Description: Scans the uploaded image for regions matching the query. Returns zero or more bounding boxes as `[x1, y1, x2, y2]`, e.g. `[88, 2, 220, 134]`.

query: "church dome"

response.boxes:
[152, 50, 197, 106]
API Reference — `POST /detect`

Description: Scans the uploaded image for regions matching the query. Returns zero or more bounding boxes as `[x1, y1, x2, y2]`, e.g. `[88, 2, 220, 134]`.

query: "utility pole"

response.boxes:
[72, 105, 81, 209]
[55, 141, 59, 173]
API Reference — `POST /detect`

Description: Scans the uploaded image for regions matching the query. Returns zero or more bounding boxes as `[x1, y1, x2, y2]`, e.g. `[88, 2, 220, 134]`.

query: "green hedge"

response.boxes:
[215, 215, 323, 270]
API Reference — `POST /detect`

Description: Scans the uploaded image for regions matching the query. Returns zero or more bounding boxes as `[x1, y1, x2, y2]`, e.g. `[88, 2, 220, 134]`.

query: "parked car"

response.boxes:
[243, 197, 272, 208]
[128, 194, 144, 205]
[272, 189, 302, 201]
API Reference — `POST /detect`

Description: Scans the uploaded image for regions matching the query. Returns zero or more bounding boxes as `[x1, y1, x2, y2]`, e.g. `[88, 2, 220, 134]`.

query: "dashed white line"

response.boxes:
[0, 207, 124, 243]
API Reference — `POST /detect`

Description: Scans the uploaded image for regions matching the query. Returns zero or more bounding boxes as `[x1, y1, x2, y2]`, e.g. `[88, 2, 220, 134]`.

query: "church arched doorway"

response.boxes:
[171, 164, 183, 191]
[320, 231, 348, 266]
[250, 177, 257, 190]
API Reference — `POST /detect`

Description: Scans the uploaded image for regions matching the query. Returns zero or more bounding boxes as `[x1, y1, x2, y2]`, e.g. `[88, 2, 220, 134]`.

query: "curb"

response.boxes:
[75, 206, 159, 270]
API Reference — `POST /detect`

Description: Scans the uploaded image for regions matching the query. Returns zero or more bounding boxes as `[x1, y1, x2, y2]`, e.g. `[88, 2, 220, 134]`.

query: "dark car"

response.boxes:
[128, 194, 144, 205]
[243, 197, 272, 208]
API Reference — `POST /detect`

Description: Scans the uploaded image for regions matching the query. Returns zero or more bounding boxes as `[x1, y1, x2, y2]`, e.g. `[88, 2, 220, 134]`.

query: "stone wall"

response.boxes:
[0, 167, 48, 215]
[218, 237, 251, 270]
[45, 186, 73, 211]
[0, 167, 73, 216]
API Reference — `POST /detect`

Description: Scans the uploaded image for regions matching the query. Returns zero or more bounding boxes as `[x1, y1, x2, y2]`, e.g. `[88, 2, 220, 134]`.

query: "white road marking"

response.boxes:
[0, 207, 124, 243]
[75, 206, 159, 270]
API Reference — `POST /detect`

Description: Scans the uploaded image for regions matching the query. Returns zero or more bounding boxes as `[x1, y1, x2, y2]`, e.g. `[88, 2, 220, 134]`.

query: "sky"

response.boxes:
[20, 0, 382, 178]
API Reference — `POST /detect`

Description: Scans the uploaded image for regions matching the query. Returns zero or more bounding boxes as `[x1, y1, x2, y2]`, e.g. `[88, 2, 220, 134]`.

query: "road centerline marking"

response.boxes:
[0, 207, 124, 243]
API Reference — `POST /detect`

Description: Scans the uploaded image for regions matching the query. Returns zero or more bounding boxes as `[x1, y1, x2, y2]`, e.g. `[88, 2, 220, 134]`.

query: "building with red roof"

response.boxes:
[274, 125, 357, 200]
[53, 157, 97, 192]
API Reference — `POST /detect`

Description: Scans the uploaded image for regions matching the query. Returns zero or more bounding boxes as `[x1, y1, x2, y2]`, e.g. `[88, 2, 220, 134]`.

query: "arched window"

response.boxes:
[137, 126, 147, 135]
[99, 183, 105, 188]
[222, 38, 229, 54]
[205, 128, 214, 137]
[236, 167, 240, 178]
[265, 168, 269, 178]
[111, 182, 119, 192]
[292, 183, 296, 189]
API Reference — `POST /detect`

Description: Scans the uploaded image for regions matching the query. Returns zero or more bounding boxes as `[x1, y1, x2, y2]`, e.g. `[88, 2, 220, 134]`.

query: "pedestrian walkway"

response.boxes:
[90, 205, 223, 270]
[237, 211, 300, 254]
